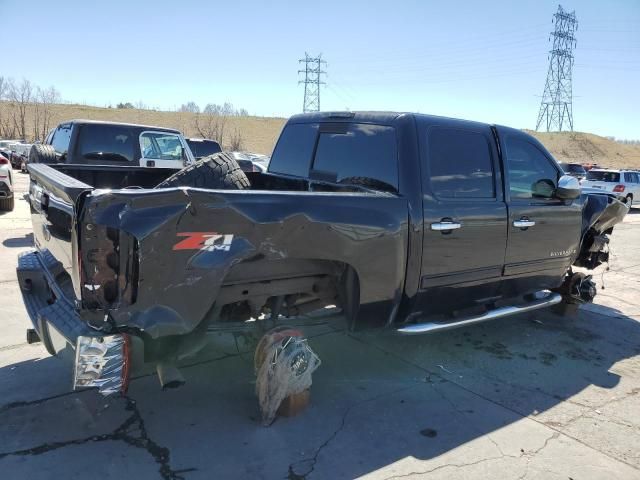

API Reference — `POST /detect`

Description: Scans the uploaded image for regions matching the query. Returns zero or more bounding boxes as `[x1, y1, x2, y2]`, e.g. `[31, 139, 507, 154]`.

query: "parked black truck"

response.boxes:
[19, 112, 627, 394]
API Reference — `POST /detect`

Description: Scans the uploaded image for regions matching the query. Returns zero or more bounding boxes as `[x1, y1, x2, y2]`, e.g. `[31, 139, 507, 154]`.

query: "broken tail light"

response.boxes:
[613, 184, 625, 193]
[73, 334, 131, 395]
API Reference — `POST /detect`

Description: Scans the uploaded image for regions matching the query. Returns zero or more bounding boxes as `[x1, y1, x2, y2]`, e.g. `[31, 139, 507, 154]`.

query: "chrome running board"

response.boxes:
[397, 292, 562, 335]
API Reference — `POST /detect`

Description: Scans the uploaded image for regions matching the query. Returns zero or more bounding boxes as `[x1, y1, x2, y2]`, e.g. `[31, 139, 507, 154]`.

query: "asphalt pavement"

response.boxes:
[1, 171, 639, 479]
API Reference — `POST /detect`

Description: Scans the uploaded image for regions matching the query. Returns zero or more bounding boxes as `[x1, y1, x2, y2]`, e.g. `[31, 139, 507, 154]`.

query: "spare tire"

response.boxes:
[156, 152, 250, 190]
[29, 144, 58, 164]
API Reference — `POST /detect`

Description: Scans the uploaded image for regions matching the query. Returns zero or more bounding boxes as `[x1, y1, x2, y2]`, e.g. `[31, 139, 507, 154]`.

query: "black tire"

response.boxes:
[625, 194, 633, 208]
[0, 196, 14, 211]
[29, 144, 57, 164]
[156, 152, 250, 190]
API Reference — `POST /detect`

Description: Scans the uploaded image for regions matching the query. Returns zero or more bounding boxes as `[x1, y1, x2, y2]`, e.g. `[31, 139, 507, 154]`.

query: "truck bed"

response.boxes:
[25, 163, 410, 347]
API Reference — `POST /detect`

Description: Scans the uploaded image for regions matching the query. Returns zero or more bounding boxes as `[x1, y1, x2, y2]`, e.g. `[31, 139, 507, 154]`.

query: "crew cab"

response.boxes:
[32, 120, 195, 169]
[18, 112, 627, 394]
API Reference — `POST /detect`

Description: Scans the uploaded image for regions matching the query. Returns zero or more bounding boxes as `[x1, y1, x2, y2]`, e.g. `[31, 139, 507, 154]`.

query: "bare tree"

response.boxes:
[227, 127, 244, 151]
[38, 86, 60, 141]
[0, 76, 8, 138]
[8, 79, 33, 140]
[179, 101, 200, 113]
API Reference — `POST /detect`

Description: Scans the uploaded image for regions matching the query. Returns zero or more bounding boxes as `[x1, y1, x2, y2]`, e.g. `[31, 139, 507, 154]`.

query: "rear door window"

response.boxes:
[312, 123, 398, 191]
[427, 127, 495, 199]
[268, 123, 319, 177]
[76, 124, 135, 163]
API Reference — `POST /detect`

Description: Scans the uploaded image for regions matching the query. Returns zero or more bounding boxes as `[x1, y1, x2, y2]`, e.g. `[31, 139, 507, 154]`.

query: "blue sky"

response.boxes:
[1, 0, 638, 138]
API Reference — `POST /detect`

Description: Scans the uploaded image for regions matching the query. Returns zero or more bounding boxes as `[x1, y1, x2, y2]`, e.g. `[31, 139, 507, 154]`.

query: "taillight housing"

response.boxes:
[613, 184, 625, 193]
[0, 157, 9, 165]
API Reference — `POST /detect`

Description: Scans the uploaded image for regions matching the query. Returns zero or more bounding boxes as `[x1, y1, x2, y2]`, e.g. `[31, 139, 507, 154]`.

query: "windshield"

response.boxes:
[186, 139, 222, 158]
[586, 171, 620, 182]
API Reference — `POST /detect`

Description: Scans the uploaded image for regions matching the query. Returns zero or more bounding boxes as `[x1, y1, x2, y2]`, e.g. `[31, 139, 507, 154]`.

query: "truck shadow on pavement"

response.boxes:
[0, 305, 639, 479]
[2, 233, 33, 248]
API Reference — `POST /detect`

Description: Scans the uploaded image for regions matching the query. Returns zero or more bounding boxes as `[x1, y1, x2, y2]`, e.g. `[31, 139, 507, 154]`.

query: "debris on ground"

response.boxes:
[254, 327, 321, 426]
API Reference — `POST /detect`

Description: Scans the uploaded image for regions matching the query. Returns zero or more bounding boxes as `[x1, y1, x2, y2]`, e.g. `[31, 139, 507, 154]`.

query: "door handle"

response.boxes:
[431, 220, 462, 231]
[513, 218, 536, 228]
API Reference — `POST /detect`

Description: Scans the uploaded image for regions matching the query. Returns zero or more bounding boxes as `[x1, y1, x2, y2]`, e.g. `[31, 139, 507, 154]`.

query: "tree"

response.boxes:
[227, 128, 244, 151]
[179, 101, 200, 113]
[8, 79, 33, 140]
[117, 102, 134, 109]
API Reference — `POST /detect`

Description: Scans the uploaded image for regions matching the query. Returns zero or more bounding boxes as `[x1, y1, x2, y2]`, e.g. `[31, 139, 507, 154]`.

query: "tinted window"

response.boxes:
[427, 127, 494, 198]
[313, 124, 398, 190]
[586, 171, 620, 182]
[269, 123, 319, 177]
[505, 137, 559, 199]
[51, 125, 72, 154]
[76, 125, 135, 163]
[186, 139, 221, 158]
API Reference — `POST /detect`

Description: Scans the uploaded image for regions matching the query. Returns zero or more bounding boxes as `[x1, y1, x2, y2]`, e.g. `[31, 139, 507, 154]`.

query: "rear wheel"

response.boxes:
[0, 196, 15, 211]
[156, 152, 250, 190]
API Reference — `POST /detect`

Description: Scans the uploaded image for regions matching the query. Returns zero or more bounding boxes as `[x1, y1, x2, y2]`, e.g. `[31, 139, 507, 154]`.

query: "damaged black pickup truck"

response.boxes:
[19, 112, 627, 395]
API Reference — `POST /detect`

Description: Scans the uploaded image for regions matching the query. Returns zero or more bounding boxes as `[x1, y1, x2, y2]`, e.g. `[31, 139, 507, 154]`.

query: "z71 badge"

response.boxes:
[173, 232, 234, 252]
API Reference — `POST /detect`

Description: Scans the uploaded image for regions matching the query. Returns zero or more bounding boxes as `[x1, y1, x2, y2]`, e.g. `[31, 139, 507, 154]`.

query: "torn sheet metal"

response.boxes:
[254, 327, 321, 426]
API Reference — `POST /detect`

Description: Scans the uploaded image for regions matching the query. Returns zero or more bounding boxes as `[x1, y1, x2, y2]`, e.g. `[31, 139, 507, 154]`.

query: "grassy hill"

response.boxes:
[527, 130, 640, 169]
[2, 102, 639, 167]
[0, 102, 286, 155]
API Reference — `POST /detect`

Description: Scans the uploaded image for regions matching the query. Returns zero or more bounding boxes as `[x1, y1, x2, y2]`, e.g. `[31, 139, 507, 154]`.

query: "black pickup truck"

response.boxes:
[19, 112, 627, 394]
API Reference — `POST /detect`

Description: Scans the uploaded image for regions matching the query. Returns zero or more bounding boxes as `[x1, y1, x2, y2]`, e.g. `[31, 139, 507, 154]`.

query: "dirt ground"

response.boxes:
[1, 171, 639, 479]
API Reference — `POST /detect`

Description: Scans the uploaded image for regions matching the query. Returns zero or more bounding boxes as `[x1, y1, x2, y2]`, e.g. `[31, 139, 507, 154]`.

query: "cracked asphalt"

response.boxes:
[1, 172, 639, 479]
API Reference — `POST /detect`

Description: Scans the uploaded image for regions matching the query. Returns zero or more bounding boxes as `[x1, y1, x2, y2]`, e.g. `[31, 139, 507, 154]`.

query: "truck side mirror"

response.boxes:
[555, 174, 581, 200]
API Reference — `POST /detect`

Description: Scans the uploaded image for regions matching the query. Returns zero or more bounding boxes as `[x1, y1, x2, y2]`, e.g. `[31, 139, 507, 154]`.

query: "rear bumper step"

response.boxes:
[17, 250, 98, 354]
[396, 291, 562, 335]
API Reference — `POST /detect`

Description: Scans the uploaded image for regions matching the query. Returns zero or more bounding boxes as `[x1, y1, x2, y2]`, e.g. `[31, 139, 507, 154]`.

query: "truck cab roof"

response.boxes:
[63, 119, 181, 135]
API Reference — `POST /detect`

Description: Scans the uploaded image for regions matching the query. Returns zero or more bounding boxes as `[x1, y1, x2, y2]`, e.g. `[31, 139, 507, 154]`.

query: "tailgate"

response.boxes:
[27, 163, 93, 298]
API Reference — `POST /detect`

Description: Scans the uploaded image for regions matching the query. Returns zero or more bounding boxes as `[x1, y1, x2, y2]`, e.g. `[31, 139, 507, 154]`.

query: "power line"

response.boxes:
[298, 53, 327, 113]
[536, 5, 578, 132]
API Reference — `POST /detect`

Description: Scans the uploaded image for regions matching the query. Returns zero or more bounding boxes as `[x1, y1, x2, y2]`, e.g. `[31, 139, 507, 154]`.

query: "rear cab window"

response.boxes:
[269, 122, 399, 192]
[75, 124, 136, 163]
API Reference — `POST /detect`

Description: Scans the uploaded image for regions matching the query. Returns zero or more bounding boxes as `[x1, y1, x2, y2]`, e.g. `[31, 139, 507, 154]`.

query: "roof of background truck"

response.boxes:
[64, 119, 181, 134]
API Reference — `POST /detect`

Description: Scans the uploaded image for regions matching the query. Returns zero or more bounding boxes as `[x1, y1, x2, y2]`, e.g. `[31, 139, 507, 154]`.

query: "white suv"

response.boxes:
[0, 152, 14, 211]
[581, 169, 640, 207]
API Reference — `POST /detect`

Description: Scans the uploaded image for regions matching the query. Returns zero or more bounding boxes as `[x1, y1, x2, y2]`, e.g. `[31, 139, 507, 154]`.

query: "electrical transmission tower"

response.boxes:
[535, 5, 578, 132]
[298, 53, 326, 113]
